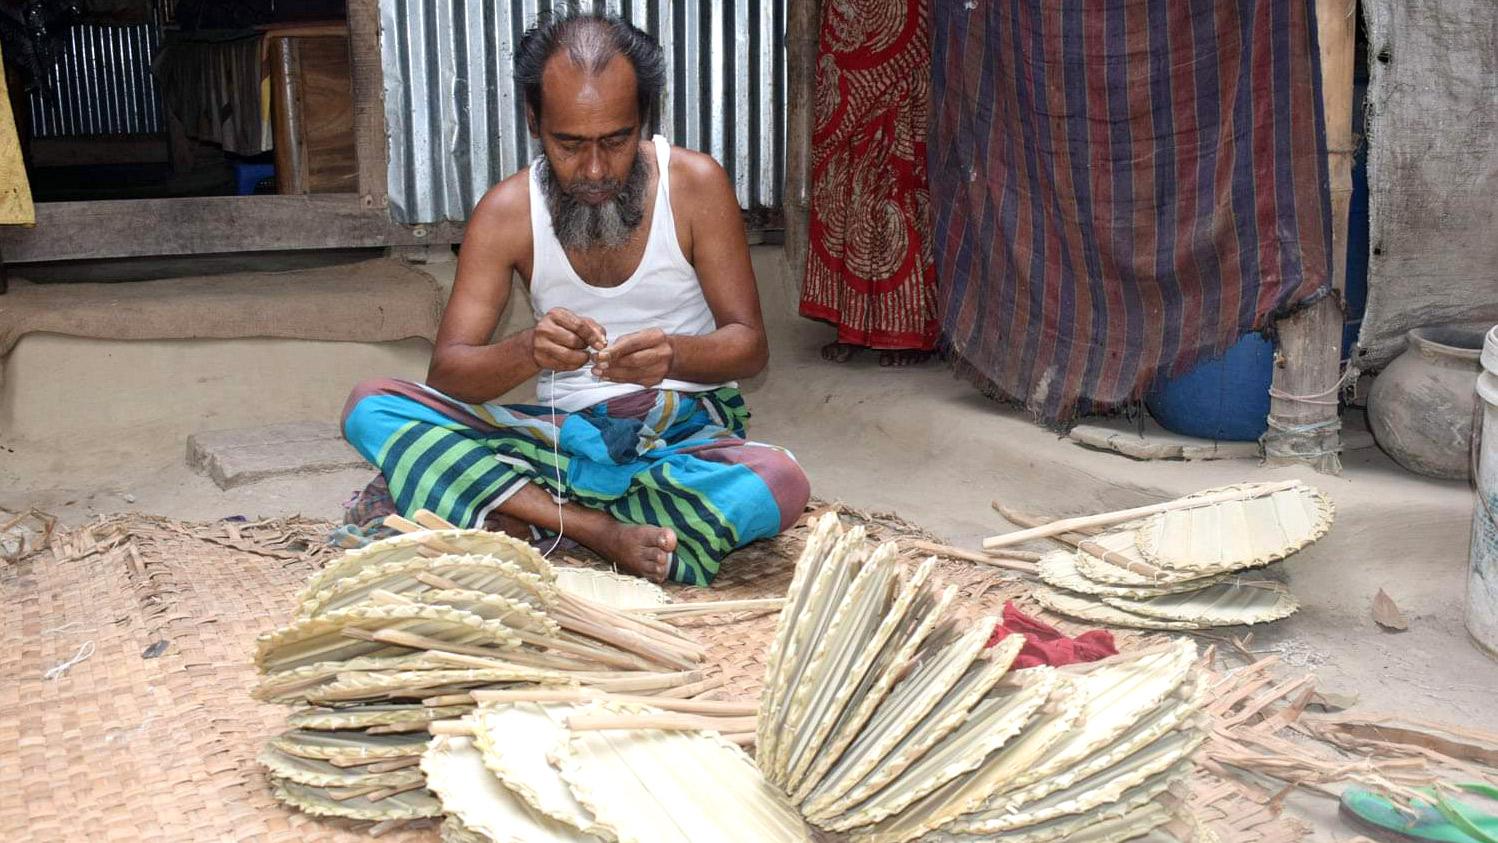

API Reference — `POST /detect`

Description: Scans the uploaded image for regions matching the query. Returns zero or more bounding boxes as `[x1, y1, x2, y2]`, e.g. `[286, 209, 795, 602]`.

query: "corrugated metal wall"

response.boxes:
[27, 24, 165, 137]
[380, 0, 787, 224]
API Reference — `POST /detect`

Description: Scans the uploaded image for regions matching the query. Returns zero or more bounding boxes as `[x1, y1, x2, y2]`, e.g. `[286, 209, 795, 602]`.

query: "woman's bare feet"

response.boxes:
[821, 341, 859, 363]
[591, 521, 677, 582]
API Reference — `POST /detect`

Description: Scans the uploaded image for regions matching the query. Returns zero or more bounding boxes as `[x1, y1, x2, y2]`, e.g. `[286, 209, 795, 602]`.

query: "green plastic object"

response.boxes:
[1340, 786, 1498, 843]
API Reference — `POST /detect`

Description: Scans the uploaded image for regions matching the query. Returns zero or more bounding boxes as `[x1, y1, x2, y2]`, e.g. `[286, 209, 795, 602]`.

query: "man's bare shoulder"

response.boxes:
[470, 167, 533, 232]
[668, 146, 734, 200]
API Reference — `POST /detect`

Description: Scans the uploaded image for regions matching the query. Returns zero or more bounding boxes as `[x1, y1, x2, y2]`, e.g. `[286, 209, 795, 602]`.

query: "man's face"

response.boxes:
[532, 53, 642, 205]
[531, 54, 649, 250]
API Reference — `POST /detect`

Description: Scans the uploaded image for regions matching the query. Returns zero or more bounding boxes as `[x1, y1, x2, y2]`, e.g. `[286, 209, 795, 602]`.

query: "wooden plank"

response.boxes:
[298, 37, 358, 193]
[347, 0, 390, 210]
[0, 195, 463, 263]
[1263, 0, 1353, 474]
[273, 36, 358, 195]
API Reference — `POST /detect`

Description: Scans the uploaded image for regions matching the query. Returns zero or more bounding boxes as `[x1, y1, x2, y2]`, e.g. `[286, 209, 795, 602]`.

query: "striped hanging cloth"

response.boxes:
[930, 0, 1333, 423]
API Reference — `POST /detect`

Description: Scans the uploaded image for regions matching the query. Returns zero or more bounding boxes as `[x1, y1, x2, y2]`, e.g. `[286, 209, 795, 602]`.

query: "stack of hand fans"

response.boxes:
[756, 513, 1211, 842]
[1024, 482, 1334, 630]
[253, 516, 713, 829]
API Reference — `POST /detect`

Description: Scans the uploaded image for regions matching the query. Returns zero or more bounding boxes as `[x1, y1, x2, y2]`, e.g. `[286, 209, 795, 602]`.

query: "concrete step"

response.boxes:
[187, 421, 370, 490]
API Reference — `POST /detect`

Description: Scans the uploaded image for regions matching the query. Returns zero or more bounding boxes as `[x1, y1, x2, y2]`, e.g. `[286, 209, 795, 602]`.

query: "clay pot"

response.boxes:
[1368, 325, 1486, 479]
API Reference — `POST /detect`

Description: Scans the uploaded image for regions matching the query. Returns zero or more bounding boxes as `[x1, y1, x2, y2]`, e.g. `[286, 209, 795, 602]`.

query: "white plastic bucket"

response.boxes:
[1469, 324, 1498, 658]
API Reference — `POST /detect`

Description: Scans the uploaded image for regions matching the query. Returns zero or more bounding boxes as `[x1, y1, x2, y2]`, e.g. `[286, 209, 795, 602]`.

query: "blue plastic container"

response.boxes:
[1145, 332, 1274, 441]
[232, 161, 276, 196]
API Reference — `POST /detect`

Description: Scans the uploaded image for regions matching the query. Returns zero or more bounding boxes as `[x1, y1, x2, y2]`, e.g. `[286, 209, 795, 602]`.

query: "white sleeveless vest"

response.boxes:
[527, 135, 729, 411]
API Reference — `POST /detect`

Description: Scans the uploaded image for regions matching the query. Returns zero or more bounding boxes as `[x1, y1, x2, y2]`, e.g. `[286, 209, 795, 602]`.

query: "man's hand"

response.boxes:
[594, 329, 675, 387]
[532, 308, 608, 371]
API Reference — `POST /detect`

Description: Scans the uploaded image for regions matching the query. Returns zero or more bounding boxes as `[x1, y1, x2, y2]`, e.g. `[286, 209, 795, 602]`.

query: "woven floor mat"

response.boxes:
[1, 504, 1298, 842]
[0, 515, 433, 842]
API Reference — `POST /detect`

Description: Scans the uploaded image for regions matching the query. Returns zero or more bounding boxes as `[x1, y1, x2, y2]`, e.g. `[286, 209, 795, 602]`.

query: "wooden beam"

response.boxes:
[347, 0, 390, 211]
[781, 0, 819, 312]
[1263, 0, 1354, 474]
[1317, 0, 1356, 297]
[271, 36, 309, 195]
[0, 195, 462, 263]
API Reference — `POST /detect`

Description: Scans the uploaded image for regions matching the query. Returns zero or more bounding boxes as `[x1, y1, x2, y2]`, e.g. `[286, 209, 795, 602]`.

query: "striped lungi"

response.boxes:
[341, 378, 811, 586]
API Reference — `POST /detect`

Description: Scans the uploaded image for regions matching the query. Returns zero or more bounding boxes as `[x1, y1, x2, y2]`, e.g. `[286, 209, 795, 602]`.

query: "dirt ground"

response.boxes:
[4, 247, 1494, 839]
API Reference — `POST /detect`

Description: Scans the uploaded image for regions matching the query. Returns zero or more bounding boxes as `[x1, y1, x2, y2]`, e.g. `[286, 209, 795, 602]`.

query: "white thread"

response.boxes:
[41, 621, 85, 635]
[44, 640, 95, 680]
[540, 369, 567, 559]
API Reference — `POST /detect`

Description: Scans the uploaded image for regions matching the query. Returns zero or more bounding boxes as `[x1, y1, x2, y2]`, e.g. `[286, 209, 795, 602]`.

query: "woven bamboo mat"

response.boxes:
[0, 505, 1300, 842]
[0, 515, 433, 842]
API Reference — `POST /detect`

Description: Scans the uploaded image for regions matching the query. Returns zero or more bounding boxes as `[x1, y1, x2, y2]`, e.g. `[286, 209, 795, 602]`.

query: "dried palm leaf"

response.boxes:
[257, 744, 425, 788]
[1103, 580, 1299, 626]
[793, 619, 997, 811]
[253, 653, 453, 703]
[789, 577, 958, 807]
[440, 815, 489, 843]
[288, 703, 473, 731]
[1071, 528, 1222, 587]
[1029, 585, 1202, 631]
[269, 728, 432, 762]
[305, 665, 571, 704]
[468, 702, 611, 838]
[255, 604, 523, 673]
[554, 702, 812, 843]
[980, 671, 1206, 812]
[809, 665, 1058, 830]
[300, 556, 556, 618]
[925, 793, 1178, 843]
[776, 544, 906, 790]
[838, 676, 1086, 842]
[270, 776, 442, 821]
[808, 632, 1019, 824]
[759, 514, 841, 709]
[759, 523, 869, 775]
[945, 733, 1200, 834]
[1135, 482, 1334, 574]
[407, 589, 560, 634]
[991, 641, 1198, 795]
[304, 529, 554, 600]
[1039, 550, 1226, 599]
[553, 568, 669, 610]
[421, 734, 602, 842]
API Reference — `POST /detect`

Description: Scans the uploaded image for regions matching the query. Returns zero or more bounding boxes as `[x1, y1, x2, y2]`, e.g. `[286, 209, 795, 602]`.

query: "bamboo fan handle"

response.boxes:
[383, 514, 423, 534]
[412, 509, 458, 530]
[982, 480, 1302, 549]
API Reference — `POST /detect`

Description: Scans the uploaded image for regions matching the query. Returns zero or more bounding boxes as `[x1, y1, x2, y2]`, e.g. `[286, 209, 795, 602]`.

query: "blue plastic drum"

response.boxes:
[1145, 332, 1274, 442]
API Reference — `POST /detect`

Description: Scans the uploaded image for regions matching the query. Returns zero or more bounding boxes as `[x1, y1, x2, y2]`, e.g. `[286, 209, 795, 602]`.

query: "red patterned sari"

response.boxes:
[800, 0, 937, 352]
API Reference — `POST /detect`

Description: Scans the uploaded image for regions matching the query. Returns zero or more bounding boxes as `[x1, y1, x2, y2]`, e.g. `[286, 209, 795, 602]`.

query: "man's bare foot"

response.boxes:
[593, 521, 677, 582]
[484, 512, 534, 541]
[878, 349, 931, 367]
[821, 341, 859, 363]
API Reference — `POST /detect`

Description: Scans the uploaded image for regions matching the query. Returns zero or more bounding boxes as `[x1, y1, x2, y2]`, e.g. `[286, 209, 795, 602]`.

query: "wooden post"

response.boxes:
[1263, 0, 1355, 474]
[347, 0, 390, 211]
[782, 0, 820, 313]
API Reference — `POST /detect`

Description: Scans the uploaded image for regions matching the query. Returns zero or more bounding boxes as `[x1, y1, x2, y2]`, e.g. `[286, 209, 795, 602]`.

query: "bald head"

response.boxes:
[514, 13, 667, 132]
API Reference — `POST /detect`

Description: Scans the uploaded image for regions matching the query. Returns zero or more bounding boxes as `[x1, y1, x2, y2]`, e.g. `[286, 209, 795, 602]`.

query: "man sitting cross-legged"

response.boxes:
[342, 13, 810, 585]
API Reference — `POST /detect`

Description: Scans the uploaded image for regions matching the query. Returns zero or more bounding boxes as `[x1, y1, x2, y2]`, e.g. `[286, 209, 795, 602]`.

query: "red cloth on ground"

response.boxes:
[987, 601, 1118, 668]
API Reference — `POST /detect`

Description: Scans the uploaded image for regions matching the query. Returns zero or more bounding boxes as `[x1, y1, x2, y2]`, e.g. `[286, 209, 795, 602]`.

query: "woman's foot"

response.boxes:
[821, 341, 859, 363]
[878, 349, 931, 367]
[591, 521, 677, 582]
